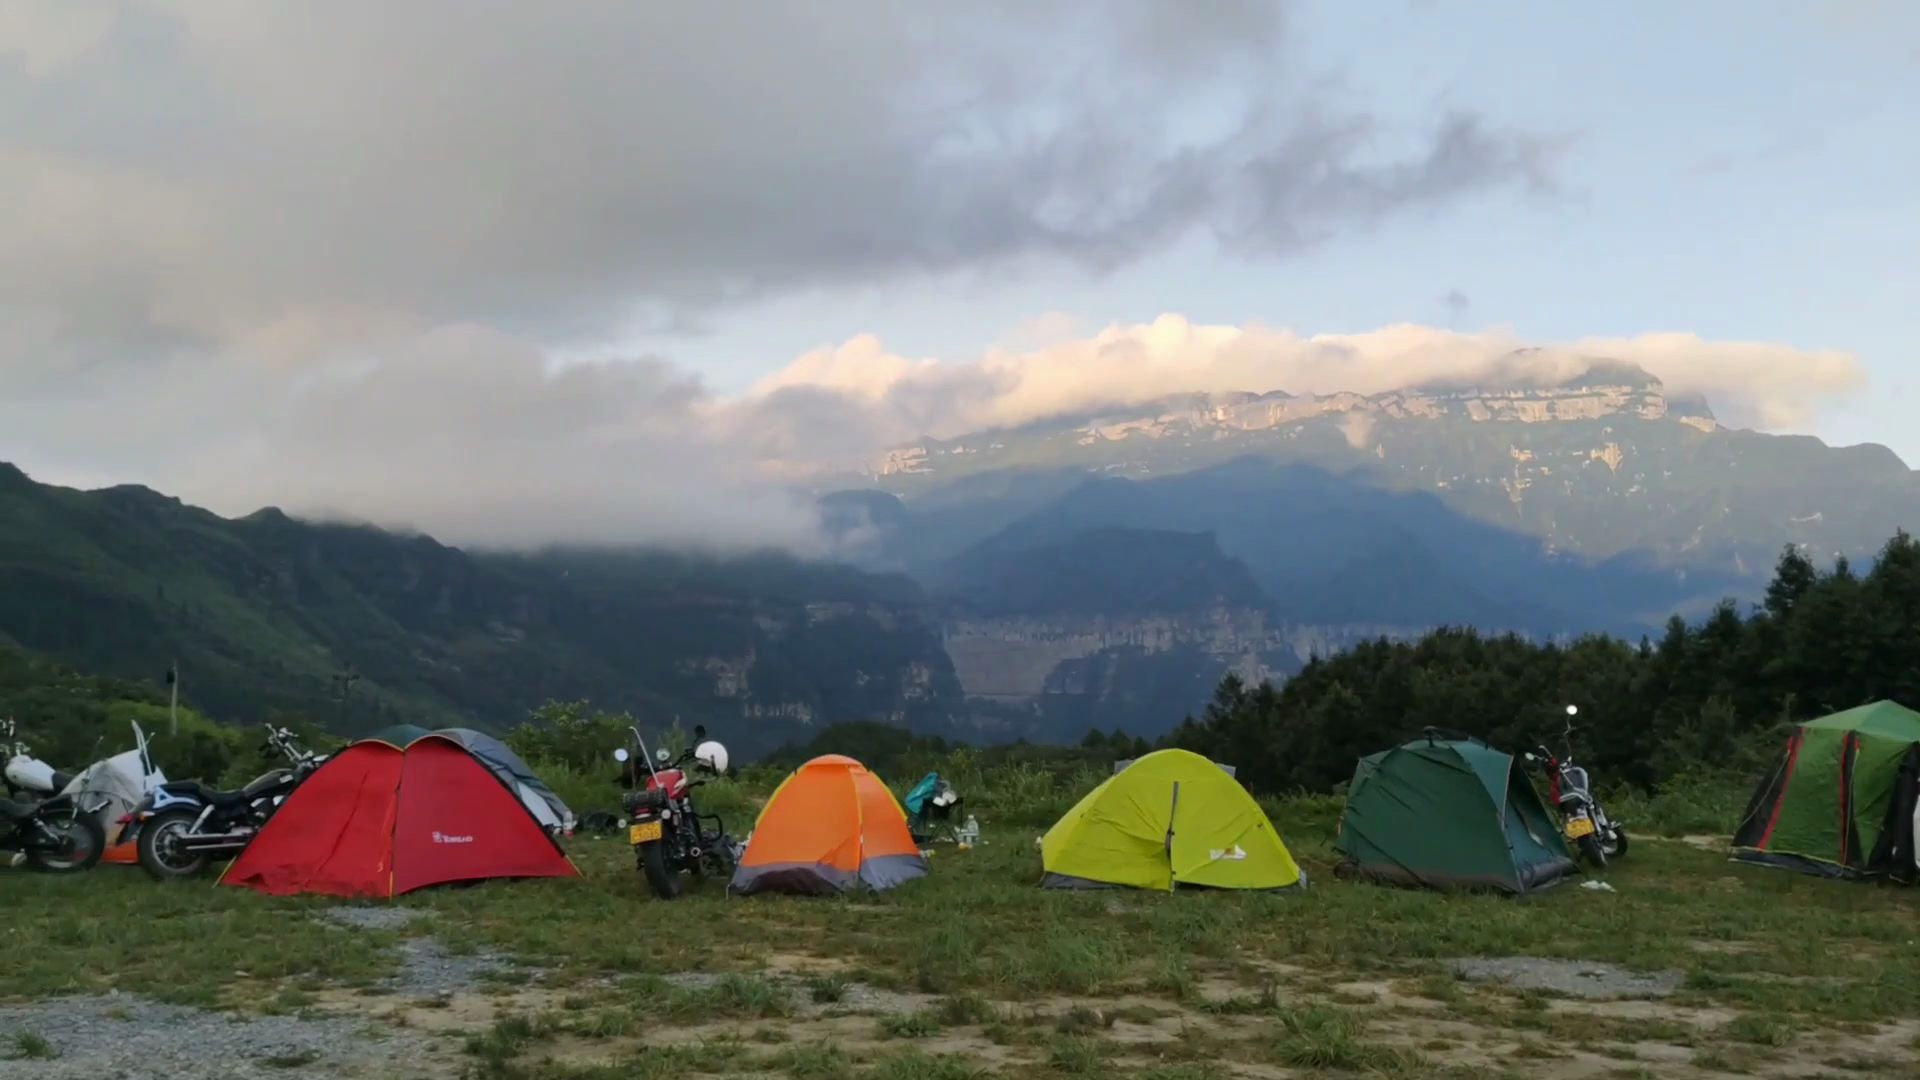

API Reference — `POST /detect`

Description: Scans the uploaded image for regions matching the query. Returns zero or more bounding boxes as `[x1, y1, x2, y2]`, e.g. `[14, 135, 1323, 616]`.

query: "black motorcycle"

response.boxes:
[1526, 705, 1628, 869]
[613, 724, 737, 900]
[2, 720, 105, 873]
[122, 724, 325, 880]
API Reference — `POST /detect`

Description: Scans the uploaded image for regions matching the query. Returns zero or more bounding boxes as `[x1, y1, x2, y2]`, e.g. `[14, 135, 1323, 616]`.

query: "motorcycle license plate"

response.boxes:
[1565, 816, 1596, 840]
[629, 821, 662, 844]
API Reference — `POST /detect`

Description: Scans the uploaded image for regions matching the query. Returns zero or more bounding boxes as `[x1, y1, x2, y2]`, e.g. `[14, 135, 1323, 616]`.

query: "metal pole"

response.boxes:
[169, 660, 178, 737]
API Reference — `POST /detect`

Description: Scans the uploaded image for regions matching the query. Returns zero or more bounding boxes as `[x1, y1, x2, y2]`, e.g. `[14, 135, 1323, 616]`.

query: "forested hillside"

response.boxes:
[0, 463, 964, 754]
[1168, 532, 1920, 794]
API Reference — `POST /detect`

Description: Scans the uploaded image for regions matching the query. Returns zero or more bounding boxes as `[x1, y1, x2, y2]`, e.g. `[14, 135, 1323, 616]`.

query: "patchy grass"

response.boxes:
[10, 1031, 57, 1060]
[6, 768, 1920, 1078]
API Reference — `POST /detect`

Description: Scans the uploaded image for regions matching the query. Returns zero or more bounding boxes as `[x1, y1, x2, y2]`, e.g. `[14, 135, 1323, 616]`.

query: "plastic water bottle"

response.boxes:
[956, 814, 980, 848]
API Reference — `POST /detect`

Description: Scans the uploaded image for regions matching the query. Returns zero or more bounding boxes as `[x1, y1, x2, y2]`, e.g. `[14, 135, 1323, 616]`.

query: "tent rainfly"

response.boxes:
[1731, 700, 1920, 883]
[729, 754, 928, 896]
[1334, 732, 1578, 894]
[1042, 748, 1304, 891]
[221, 733, 579, 899]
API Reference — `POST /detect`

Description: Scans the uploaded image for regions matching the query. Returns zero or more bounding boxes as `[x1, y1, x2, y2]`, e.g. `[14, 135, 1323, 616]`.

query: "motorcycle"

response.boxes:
[2, 718, 106, 872]
[612, 724, 737, 899]
[120, 724, 326, 880]
[1526, 705, 1628, 869]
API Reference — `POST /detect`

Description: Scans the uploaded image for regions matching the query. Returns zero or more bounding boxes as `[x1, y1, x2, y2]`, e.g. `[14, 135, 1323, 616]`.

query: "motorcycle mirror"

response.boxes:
[613, 748, 630, 763]
[693, 724, 707, 741]
[655, 748, 670, 763]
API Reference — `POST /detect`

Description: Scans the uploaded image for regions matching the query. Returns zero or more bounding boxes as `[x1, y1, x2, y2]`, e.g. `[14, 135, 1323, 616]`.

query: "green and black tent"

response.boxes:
[1334, 731, 1578, 894]
[1731, 701, 1920, 882]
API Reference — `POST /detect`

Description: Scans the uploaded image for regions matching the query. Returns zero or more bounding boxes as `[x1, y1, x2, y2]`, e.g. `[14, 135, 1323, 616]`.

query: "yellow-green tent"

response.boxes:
[1041, 748, 1305, 891]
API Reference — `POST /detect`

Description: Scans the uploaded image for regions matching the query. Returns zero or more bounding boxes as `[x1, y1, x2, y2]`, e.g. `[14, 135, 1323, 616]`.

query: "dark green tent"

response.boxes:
[1334, 732, 1578, 894]
[1731, 700, 1920, 882]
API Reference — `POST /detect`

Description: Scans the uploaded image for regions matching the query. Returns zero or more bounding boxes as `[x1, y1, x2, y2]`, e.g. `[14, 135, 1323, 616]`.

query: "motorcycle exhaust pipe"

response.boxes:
[179, 832, 254, 850]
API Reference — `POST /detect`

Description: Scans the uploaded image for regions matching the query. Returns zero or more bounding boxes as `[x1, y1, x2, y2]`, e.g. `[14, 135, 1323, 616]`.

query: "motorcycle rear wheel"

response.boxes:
[638, 840, 682, 900]
[27, 815, 105, 872]
[138, 809, 212, 880]
[1601, 827, 1629, 860]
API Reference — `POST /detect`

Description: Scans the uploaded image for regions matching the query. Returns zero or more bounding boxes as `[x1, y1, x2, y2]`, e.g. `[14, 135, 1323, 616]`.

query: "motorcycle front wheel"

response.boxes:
[28, 815, 105, 872]
[137, 809, 212, 880]
[1578, 833, 1609, 870]
[637, 840, 683, 900]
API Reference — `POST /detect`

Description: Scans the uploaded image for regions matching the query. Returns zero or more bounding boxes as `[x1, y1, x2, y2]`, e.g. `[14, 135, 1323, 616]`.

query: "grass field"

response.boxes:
[5, 766, 1919, 1079]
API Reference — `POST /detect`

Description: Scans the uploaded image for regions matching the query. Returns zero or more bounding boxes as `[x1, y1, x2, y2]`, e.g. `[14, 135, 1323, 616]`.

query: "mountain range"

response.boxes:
[819, 359, 1920, 737]
[4, 357, 1916, 749]
[0, 462, 959, 756]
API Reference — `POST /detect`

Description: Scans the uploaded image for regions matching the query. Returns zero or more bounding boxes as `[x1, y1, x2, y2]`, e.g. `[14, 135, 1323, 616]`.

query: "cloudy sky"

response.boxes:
[1, 1, 1915, 547]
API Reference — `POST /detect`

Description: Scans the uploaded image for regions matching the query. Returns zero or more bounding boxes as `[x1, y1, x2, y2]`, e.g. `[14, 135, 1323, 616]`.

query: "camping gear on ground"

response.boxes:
[219, 731, 579, 898]
[122, 724, 325, 880]
[1731, 700, 1920, 883]
[578, 810, 622, 835]
[1524, 705, 1628, 868]
[729, 754, 927, 896]
[903, 771, 963, 844]
[613, 723, 737, 900]
[1334, 730, 1578, 894]
[371, 724, 577, 837]
[955, 814, 981, 849]
[1041, 748, 1304, 891]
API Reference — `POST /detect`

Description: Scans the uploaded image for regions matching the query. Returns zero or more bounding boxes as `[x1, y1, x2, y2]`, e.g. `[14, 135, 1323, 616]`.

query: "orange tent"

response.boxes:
[728, 754, 928, 895]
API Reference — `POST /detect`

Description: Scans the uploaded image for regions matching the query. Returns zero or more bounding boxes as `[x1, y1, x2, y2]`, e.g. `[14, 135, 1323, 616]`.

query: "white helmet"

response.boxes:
[694, 740, 730, 775]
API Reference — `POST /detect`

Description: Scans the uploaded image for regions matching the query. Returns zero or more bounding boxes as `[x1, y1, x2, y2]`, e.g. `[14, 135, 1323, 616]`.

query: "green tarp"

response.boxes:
[1334, 734, 1577, 894]
[1732, 700, 1920, 881]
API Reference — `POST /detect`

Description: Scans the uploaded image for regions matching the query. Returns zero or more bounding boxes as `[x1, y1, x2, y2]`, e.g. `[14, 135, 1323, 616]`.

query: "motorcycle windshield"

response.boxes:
[1560, 766, 1591, 798]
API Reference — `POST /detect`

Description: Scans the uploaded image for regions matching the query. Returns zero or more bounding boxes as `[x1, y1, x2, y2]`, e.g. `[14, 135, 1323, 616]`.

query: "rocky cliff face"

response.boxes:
[875, 362, 1717, 480]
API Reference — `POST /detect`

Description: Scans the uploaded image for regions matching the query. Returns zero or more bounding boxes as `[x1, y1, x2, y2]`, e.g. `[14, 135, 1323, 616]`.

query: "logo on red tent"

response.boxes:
[431, 831, 475, 844]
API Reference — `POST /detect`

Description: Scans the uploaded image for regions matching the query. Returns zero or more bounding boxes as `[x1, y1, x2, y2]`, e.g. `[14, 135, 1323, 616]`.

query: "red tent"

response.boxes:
[220, 734, 579, 898]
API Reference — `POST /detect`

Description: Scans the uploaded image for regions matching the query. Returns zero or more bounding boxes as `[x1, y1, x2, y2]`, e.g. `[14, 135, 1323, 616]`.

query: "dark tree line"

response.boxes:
[1167, 532, 1920, 794]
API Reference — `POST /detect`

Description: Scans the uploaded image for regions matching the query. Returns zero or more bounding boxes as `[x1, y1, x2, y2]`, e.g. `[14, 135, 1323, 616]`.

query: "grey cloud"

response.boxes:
[0, 327, 827, 551]
[1, 1, 1555, 365]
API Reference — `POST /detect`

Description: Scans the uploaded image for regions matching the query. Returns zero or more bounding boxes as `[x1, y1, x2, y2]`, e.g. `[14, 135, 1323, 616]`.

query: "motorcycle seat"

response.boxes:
[49, 770, 74, 792]
[0, 798, 41, 821]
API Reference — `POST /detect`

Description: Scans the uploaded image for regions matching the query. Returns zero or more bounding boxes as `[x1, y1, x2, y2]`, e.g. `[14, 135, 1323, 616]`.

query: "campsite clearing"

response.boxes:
[4, 798, 1919, 1079]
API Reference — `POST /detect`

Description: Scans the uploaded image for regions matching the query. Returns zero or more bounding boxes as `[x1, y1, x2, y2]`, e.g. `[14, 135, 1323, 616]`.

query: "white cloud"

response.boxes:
[752, 315, 1869, 445]
[2, 315, 1866, 554]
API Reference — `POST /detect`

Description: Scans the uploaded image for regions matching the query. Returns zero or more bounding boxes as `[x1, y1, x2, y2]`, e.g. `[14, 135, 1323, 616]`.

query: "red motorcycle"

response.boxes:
[613, 725, 737, 899]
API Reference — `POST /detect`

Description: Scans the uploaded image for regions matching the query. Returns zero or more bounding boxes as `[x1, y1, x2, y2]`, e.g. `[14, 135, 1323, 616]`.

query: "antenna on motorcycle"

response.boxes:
[630, 725, 662, 787]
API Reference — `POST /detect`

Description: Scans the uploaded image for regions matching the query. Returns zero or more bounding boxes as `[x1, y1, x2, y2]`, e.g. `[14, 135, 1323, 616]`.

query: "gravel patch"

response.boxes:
[385, 938, 515, 998]
[1446, 957, 1683, 1000]
[657, 972, 935, 1018]
[0, 994, 431, 1079]
[314, 907, 430, 932]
